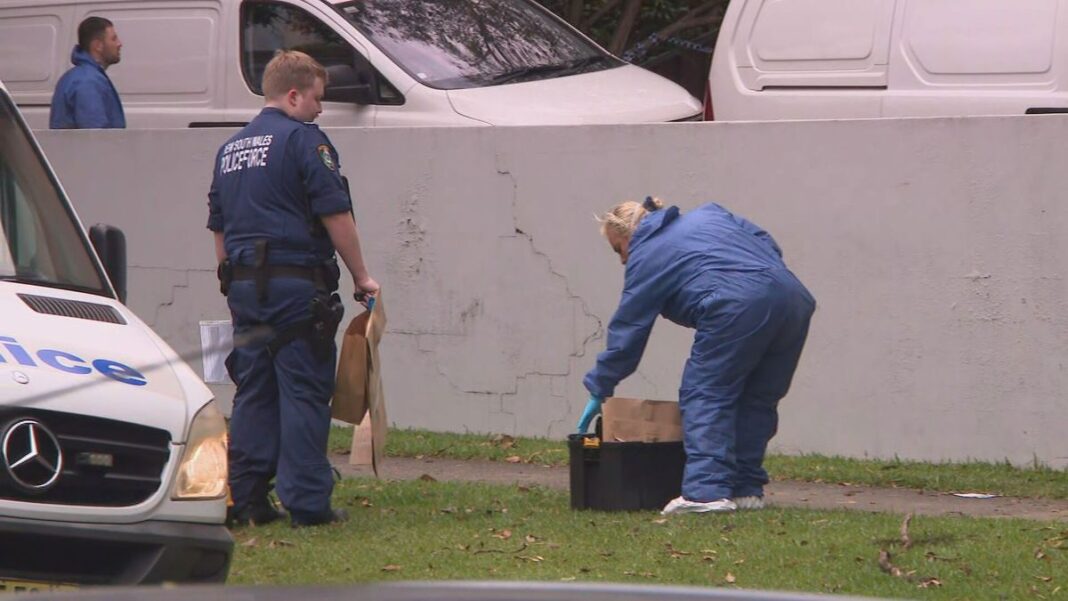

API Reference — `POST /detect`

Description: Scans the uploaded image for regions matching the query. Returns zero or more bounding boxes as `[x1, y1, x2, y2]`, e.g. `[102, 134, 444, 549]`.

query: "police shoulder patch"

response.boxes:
[317, 144, 336, 171]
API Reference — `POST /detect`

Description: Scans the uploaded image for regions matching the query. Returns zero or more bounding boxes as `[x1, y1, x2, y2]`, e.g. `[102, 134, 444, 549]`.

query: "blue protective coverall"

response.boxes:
[49, 46, 126, 129]
[584, 204, 816, 502]
[207, 107, 350, 522]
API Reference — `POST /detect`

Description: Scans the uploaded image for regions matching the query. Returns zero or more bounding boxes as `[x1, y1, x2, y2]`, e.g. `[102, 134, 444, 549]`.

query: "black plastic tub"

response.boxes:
[567, 433, 686, 511]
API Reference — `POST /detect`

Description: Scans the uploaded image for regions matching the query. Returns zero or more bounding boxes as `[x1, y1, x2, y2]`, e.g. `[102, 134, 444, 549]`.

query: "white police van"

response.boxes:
[0, 79, 232, 590]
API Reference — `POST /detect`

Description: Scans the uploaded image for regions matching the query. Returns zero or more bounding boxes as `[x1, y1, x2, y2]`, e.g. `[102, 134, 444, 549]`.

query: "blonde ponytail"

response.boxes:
[596, 196, 664, 239]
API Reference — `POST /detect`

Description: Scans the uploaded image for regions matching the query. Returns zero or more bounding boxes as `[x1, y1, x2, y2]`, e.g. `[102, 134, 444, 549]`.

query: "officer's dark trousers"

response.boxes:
[226, 278, 335, 522]
[678, 269, 815, 502]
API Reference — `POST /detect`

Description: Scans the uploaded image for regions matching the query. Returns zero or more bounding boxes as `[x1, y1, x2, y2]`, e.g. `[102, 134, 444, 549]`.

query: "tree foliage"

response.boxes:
[536, 0, 729, 93]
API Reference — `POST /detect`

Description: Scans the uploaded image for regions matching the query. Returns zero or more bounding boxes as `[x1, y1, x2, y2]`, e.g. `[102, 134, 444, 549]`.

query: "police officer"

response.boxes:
[579, 197, 815, 515]
[207, 50, 378, 527]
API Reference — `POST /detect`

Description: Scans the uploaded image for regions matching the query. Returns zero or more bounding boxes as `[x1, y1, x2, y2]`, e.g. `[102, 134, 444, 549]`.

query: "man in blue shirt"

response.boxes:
[208, 51, 379, 527]
[50, 17, 126, 129]
[580, 197, 815, 515]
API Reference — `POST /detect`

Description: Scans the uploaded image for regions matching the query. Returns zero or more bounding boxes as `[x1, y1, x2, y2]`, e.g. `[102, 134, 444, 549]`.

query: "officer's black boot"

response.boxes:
[291, 507, 349, 528]
[227, 482, 287, 527]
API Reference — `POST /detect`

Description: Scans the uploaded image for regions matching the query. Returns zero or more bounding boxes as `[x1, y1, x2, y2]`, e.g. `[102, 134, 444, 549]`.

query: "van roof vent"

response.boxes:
[18, 294, 126, 325]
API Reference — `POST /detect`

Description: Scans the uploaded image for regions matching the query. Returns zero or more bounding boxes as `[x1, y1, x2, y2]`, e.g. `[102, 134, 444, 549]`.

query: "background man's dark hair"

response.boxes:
[77, 16, 113, 50]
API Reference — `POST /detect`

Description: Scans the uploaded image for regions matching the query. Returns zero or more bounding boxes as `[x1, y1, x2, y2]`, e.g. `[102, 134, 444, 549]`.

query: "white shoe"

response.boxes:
[661, 496, 737, 515]
[733, 496, 766, 510]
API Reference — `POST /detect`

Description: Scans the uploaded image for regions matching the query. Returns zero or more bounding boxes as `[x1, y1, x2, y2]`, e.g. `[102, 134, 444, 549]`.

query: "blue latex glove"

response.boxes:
[576, 394, 605, 433]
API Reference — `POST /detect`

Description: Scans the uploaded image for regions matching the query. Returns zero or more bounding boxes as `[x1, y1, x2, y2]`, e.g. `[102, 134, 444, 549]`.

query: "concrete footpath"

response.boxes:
[331, 455, 1068, 522]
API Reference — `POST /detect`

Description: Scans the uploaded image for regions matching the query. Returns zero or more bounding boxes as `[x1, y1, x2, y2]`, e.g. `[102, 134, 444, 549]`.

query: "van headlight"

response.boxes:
[172, 400, 228, 500]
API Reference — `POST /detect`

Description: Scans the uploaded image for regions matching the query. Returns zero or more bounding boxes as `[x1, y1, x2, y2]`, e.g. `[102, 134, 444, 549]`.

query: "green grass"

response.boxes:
[230, 478, 1067, 600]
[764, 455, 1068, 500]
[327, 427, 1068, 500]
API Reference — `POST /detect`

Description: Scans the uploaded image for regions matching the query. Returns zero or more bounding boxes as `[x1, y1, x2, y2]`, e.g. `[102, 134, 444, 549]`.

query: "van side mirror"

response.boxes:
[89, 224, 127, 304]
[324, 63, 376, 105]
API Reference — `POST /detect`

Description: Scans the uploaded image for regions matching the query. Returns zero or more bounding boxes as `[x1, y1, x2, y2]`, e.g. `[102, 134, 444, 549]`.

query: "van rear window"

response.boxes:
[335, 0, 621, 89]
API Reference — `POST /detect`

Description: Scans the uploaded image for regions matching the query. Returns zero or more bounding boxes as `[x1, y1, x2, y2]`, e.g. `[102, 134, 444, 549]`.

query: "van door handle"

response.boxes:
[1025, 108, 1068, 115]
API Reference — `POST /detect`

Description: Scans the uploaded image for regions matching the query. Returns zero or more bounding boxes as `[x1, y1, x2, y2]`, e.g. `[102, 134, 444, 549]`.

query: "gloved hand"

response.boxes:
[576, 394, 604, 433]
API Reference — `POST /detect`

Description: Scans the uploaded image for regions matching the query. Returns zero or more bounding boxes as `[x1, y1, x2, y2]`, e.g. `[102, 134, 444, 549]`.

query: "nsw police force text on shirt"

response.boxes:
[220, 135, 273, 174]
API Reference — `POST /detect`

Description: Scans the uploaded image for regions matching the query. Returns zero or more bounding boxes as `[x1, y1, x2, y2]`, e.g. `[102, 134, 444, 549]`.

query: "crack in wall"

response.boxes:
[495, 162, 604, 359]
[401, 331, 575, 436]
[388, 158, 606, 435]
[129, 265, 197, 328]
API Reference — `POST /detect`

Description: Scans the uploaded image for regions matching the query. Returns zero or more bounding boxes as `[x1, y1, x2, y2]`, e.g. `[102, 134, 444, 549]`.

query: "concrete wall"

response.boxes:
[36, 115, 1068, 468]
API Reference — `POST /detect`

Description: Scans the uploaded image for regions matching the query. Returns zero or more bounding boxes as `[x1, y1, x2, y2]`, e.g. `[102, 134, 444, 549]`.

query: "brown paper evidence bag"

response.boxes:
[330, 292, 387, 475]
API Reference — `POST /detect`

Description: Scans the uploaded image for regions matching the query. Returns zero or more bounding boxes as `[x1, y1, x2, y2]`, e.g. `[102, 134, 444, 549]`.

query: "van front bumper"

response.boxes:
[0, 515, 233, 585]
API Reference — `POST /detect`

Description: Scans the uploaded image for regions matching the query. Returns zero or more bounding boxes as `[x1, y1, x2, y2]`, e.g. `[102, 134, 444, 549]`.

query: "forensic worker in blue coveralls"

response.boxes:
[579, 197, 815, 515]
[49, 17, 126, 129]
[207, 50, 378, 527]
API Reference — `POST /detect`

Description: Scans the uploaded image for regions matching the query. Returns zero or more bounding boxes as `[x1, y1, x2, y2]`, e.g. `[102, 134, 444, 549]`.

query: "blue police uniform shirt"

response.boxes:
[207, 107, 351, 266]
[583, 203, 788, 398]
[49, 46, 126, 129]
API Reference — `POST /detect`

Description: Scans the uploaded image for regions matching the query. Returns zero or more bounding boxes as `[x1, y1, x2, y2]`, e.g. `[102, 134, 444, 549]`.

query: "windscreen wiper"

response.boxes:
[484, 56, 611, 86]
[552, 55, 613, 77]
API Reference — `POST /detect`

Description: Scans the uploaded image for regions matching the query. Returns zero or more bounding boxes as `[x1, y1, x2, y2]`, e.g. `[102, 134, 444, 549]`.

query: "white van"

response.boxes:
[0, 0, 702, 128]
[707, 0, 1068, 121]
[0, 80, 231, 589]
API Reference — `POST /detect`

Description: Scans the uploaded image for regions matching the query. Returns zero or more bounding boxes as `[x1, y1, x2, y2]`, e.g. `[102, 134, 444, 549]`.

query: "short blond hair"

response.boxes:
[597, 197, 664, 238]
[262, 50, 328, 98]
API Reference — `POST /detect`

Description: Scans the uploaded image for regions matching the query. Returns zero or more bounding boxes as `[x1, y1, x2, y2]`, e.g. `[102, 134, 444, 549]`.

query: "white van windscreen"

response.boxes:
[335, 0, 622, 89]
[0, 94, 107, 295]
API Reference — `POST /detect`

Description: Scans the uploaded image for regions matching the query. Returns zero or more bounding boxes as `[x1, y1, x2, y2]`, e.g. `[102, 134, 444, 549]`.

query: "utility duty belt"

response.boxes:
[217, 239, 344, 362]
[217, 239, 340, 299]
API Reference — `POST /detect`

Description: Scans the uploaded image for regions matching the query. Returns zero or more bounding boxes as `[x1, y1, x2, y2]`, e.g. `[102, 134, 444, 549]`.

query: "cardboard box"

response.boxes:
[602, 397, 682, 443]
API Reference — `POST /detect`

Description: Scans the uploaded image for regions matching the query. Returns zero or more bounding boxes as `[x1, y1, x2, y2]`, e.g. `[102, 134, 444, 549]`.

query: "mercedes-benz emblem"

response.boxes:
[1, 419, 63, 493]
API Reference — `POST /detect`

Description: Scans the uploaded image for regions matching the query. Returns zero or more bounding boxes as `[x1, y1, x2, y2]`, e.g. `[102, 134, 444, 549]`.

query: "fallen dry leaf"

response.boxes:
[725, 572, 737, 584]
[419, 474, 437, 482]
[267, 540, 295, 549]
[878, 550, 906, 579]
[517, 555, 544, 563]
[381, 564, 402, 572]
[1036, 576, 1053, 583]
[917, 578, 942, 589]
[495, 434, 516, 449]
[652, 518, 668, 525]
[492, 529, 513, 540]
[505, 455, 522, 464]
[525, 534, 538, 543]
[900, 513, 914, 550]
[241, 538, 259, 548]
